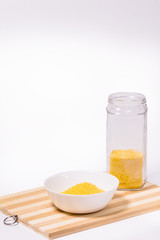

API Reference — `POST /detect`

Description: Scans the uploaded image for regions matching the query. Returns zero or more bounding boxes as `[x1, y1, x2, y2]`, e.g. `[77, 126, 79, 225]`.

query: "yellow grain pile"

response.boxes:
[61, 182, 105, 195]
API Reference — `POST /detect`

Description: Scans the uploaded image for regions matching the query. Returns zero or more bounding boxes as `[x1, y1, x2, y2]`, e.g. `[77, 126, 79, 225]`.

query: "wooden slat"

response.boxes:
[0, 193, 48, 207]
[0, 182, 160, 239]
[0, 187, 45, 201]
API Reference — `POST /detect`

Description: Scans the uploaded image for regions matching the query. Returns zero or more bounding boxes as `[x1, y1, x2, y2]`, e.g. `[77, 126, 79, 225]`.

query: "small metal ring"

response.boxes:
[3, 215, 18, 226]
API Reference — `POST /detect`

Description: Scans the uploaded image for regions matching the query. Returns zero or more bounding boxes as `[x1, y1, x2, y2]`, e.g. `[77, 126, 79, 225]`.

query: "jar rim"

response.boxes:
[108, 92, 146, 106]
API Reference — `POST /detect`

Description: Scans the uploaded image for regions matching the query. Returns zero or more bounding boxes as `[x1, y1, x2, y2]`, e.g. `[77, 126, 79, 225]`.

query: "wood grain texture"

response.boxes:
[0, 182, 160, 239]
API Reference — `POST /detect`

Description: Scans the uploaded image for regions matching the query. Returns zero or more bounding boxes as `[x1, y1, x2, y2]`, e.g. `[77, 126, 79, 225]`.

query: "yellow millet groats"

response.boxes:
[109, 149, 143, 189]
[61, 182, 105, 195]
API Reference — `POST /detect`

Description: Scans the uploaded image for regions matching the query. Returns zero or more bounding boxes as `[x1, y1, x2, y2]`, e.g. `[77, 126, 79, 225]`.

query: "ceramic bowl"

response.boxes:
[44, 171, 119, 214]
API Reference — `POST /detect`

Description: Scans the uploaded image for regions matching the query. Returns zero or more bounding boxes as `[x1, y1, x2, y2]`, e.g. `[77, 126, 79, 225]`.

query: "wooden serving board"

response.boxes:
[0, 182, 160, 239]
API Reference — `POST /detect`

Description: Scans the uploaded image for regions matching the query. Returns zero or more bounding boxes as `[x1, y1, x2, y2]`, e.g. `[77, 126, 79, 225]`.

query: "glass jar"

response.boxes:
[107, 92, 147, 190]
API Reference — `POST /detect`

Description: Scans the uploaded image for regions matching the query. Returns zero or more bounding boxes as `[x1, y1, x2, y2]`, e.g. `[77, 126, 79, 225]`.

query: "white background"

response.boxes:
[0, 0, 160, 239]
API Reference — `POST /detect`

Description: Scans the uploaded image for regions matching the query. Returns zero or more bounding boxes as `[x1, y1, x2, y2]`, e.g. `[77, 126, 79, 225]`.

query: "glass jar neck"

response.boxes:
[107, 92, 147, 115]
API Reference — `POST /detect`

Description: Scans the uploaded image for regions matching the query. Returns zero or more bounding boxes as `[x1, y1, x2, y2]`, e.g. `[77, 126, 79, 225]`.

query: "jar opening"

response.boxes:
[108, 92, 146, 107]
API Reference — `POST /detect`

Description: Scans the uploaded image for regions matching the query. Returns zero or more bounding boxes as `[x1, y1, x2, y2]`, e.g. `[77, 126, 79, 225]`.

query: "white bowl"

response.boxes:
[44, 171, 119, 214]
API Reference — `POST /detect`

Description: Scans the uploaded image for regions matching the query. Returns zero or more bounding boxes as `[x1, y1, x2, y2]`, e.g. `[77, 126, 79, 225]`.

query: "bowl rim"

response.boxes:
[44, 170, 119, 197]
